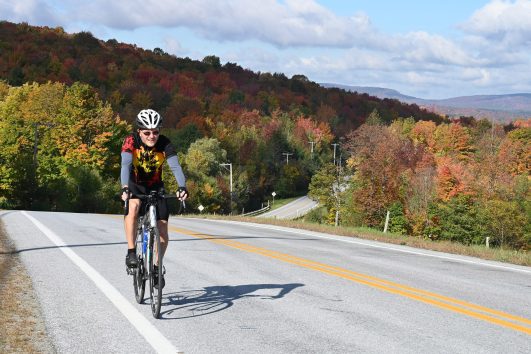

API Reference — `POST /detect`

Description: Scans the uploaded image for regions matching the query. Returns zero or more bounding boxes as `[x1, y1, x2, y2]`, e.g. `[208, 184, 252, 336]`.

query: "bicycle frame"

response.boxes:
[138, 204, 157, 273]
[125, 189, 179, 318]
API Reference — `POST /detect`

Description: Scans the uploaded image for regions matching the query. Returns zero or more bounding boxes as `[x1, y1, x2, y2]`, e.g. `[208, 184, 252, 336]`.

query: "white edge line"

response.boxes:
[22, 211, 180, 354]
[176, 217, 531, 275]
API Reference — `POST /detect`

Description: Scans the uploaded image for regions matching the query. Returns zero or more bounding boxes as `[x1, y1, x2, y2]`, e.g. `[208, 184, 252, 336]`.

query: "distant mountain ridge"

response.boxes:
[321, 83, 531, 121]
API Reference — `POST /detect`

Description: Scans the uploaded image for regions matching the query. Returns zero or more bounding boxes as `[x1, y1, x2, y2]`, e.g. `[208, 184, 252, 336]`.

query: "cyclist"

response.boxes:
[120, 109, 188, 289]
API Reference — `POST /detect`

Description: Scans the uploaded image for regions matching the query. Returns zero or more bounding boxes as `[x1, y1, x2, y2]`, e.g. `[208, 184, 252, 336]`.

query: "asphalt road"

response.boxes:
[258, 196, 318, 219]
[2, 210, 530, 353]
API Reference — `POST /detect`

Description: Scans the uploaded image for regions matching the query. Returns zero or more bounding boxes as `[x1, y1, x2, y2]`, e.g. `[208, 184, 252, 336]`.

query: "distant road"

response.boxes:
[258, 196, 318, 219]
[2, 210, 530, 353]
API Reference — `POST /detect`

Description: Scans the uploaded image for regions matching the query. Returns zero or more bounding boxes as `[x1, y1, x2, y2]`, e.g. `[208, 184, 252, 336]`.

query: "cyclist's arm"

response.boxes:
[120, 151, 132, 188]
[167, 155, 186, 187]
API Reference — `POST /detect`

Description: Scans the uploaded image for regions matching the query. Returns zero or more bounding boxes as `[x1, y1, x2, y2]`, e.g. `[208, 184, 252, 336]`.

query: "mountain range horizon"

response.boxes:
[321, 83, 531, 122]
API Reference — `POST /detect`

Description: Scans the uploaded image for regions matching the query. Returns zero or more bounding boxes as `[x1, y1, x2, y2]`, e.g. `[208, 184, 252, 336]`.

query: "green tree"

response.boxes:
[165, 123, 203, 154]
[276, 163, 308, 197]
[387, 202, 409, 235]
[365, 108, 384, 126]
[428, 196, 486, 245]
[308, 164, 337, 207]
[183, 137, 229, 212]
[184, 137, 226, 178]
[481, 200, 528, 249]
[202, 55, 221, 68]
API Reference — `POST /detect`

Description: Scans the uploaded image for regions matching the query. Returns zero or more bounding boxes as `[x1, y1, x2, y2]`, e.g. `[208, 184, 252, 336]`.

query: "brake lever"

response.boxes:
[178, 199, 186, 215]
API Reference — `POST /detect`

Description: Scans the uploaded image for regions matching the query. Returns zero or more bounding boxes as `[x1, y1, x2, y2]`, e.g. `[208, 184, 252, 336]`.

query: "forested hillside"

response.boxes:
[0, 21, 442, 135]
[0, 21, 528, 250]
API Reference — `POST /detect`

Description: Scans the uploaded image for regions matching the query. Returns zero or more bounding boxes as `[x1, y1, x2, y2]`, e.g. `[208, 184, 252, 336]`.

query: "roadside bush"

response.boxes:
[304, 206, 327, 224]
[387, 202, 409, 235]
[427, 196, 486, 245]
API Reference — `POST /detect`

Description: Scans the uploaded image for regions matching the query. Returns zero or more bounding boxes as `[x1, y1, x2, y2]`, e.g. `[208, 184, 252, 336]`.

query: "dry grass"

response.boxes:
[184, 214, 530, 267]
[0, 220, 55, 353]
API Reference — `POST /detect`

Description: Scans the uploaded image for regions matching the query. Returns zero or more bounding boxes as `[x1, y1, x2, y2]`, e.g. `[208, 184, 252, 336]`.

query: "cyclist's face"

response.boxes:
[139, 129, 160, 147]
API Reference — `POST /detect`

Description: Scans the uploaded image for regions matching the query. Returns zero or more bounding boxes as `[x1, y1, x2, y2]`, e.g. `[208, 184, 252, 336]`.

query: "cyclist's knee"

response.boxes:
[158, 220, 168, 239]
[128, 199, 141, 214]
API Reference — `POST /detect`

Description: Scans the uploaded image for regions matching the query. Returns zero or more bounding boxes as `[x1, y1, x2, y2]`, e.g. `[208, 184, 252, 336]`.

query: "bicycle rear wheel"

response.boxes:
[133, 226, 146, 303]
[149, 226, 163, 318]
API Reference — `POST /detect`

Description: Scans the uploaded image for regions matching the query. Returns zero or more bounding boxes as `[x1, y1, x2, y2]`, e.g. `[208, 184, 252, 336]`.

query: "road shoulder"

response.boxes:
[0, 218, 55, 353]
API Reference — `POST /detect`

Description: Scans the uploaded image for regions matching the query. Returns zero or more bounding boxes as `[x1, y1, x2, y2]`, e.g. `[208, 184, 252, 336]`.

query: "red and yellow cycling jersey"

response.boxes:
[121, 132, 177, 187]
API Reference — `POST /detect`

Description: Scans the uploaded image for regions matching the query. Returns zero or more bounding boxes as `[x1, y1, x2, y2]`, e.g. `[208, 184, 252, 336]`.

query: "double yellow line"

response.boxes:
[169, 225, 531, 335]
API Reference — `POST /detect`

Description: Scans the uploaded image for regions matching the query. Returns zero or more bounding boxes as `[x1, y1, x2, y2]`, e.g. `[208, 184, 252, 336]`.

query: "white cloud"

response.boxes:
[60, 0, 382, 49]
[461, 0, 531, 46]
[398, 32, 481, 67]
[0, 0, 59, 25]
[164, 37, 186, 56]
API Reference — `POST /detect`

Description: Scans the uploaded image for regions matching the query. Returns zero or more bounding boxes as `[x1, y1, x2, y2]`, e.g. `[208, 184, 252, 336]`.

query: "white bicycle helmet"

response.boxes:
[136, 109, 162, 129]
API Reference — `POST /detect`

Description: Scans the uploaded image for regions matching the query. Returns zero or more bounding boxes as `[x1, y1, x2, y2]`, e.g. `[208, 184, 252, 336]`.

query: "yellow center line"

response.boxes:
[169, 225, 531, 335]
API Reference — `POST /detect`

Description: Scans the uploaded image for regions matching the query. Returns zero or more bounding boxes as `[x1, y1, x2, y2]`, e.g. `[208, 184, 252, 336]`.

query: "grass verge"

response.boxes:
[182, 214, 530, 267]
[0, 220, 55, 353]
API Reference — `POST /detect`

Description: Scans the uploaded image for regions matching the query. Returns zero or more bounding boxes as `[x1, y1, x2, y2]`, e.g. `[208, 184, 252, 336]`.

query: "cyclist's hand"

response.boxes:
[177, 187, 188, 201]
[121, 187, 130, 201]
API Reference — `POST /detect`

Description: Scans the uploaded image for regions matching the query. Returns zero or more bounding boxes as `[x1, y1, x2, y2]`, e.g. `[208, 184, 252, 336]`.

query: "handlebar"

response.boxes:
[123, 190, 186, 216]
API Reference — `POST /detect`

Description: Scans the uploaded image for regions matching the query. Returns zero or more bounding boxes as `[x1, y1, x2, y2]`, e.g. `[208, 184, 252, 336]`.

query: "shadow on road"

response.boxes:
[0, 241, 128, 255]
[160, 283, 304, 319]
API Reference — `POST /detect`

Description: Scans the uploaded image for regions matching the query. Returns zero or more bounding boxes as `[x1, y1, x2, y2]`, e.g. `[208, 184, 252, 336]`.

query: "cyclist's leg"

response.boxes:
[155, 197, 169, 265]
[157, 220, 169, 260]
[125, 198, 141, 248]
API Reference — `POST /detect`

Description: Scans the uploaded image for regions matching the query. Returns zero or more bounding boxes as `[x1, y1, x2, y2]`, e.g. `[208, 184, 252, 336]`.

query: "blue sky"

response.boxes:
[2, 0, 531, 99]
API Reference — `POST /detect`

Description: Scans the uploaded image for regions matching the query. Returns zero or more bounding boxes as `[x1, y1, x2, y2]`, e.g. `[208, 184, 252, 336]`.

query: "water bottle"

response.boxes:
[142, 228, 148, 254]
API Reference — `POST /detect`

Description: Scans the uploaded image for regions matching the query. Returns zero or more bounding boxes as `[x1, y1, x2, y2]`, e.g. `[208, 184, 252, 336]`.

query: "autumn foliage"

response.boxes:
[337, 118, 530, 249]
[0, 21, 529, 250]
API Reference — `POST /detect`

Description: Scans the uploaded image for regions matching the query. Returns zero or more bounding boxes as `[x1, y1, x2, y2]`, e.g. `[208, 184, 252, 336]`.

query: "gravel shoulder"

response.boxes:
[0, 219, 55, 353]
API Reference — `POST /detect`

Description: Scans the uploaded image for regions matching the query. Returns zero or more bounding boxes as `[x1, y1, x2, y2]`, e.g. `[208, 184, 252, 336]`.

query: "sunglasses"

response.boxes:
[140, 130, 160, 137]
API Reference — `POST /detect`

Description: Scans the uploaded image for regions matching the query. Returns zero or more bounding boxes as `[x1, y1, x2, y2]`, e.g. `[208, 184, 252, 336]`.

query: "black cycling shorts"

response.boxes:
[128, 183, 169, 221]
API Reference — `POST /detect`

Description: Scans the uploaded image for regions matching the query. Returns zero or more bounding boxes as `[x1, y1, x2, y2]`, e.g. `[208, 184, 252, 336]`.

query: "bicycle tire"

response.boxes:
[149, 224, 163, 318]
[133, 223, 146, 303]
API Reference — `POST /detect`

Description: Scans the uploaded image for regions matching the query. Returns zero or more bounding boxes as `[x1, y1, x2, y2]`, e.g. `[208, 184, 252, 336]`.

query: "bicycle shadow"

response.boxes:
[160, 283, 304, 319]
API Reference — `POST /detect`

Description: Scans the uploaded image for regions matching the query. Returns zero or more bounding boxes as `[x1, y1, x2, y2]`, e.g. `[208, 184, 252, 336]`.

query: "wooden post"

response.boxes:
[486, 237, 490, 248]
[384, 210, 390, 233]
[335, 210, 339, 226]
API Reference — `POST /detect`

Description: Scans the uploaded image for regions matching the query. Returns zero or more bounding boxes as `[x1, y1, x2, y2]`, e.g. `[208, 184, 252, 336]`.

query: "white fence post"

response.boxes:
[384, 210, 390, 233]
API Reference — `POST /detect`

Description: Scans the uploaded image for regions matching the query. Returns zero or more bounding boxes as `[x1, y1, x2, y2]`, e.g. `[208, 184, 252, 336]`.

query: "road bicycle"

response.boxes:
[124, 189, 183, 318]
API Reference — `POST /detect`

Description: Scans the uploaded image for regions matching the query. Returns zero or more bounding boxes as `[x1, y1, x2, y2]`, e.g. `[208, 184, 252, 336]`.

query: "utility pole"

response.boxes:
[282, 152, 293, 165]
[220, 162, 233, 213]
[308, 141, 315, 159]
[331, 143, 339, 166]
[338, 152, 342, 175]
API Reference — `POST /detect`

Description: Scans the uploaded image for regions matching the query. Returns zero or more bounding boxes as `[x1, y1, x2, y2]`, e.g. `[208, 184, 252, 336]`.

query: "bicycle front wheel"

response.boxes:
[149, 226, 163, 318]
[133, 226, 146, 303]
